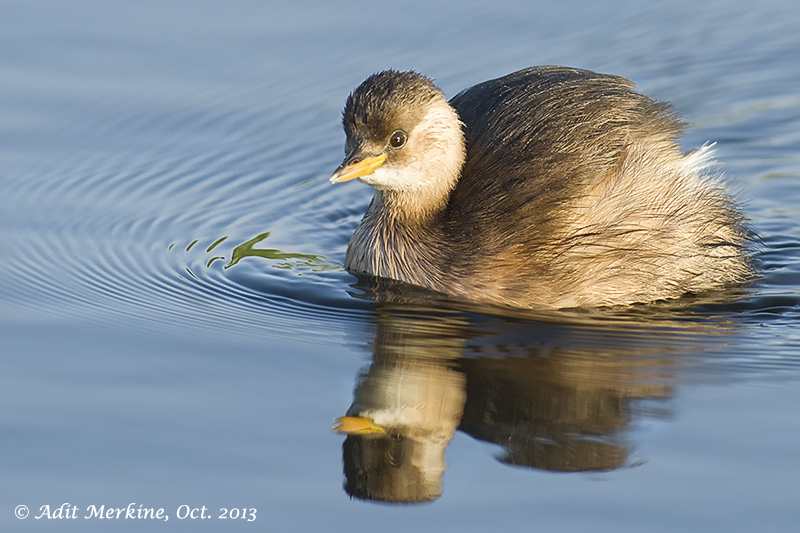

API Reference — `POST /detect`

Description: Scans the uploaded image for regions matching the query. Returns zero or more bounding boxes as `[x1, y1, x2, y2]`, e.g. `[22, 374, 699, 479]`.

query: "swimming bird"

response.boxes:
[330, 66, 754, 309]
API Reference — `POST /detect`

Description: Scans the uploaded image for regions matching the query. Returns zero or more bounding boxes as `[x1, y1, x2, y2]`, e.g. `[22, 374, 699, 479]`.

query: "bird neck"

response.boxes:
[373, 187, 448, 223]
[346, 190, 447, 287]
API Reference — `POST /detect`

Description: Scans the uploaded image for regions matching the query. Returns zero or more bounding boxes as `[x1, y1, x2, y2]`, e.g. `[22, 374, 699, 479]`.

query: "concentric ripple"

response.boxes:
[0, 123, 377, 348]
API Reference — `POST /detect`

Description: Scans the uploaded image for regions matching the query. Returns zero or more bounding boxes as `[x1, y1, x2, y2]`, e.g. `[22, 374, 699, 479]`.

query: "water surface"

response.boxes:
[1, 1, 799, 531]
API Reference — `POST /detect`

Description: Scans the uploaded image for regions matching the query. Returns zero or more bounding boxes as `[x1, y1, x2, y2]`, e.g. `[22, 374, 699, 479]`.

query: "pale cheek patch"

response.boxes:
[359, 165, 423, 191]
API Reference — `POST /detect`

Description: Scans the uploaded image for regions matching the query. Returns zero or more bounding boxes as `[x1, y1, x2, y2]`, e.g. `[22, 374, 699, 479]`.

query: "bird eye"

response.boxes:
[389, 130, 407, 149]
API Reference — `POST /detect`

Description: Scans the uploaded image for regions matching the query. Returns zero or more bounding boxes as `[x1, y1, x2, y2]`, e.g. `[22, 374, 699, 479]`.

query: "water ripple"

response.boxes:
[1, 130, 373, 346]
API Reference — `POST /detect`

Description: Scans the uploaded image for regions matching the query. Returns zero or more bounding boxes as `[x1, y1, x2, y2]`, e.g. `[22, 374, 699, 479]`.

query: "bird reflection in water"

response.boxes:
[333, 286, 734, 503]
[335, 308, 467, 503]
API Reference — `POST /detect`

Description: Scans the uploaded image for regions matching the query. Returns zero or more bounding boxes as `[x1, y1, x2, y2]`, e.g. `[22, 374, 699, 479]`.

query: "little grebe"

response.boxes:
[330, 66, 754, 308]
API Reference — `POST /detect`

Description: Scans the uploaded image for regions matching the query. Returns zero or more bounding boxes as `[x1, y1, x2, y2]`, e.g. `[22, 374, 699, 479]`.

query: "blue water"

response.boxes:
[2, 0, 800, 531]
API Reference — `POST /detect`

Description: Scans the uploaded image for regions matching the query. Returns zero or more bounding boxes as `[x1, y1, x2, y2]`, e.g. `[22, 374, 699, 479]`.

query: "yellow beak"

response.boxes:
[332, 416, 387, 435]
[329, 153, 387, 184]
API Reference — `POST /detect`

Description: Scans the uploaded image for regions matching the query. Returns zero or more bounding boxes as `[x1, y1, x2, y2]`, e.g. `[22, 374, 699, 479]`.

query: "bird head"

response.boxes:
[330, 70, 465, 199]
